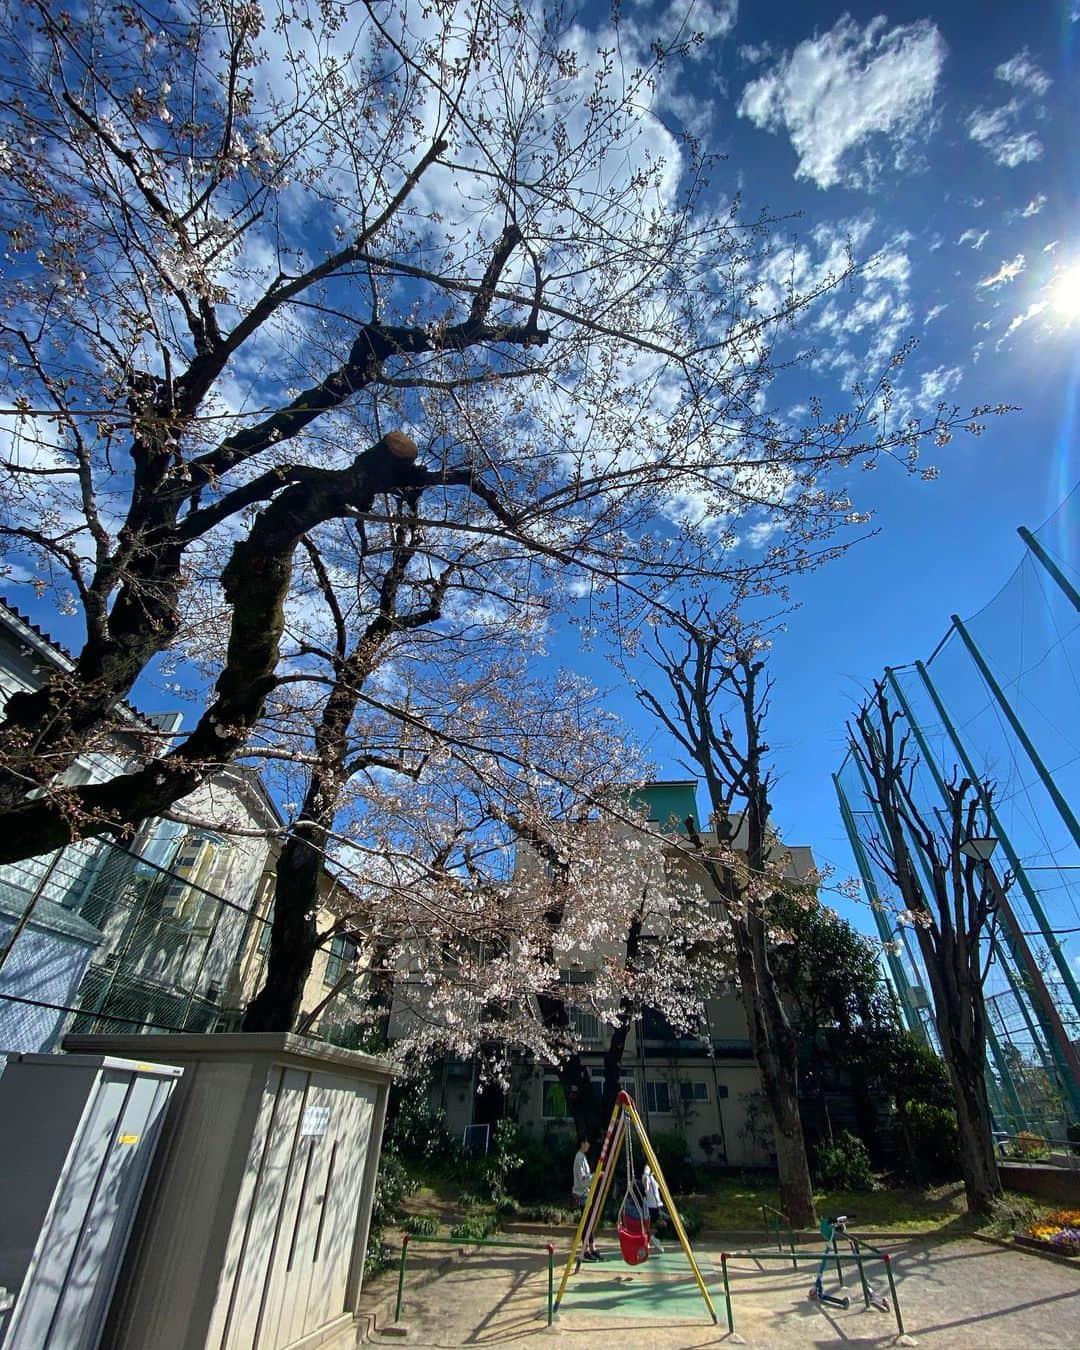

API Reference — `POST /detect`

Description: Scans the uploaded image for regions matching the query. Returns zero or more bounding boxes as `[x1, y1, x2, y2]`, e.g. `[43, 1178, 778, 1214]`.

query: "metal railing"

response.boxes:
[394, 1233, 556, 1327]
[719, 1231, 907, 1340]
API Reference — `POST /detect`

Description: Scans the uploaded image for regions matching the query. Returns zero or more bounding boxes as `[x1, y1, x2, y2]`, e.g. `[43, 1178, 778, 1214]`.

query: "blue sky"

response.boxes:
[4, 0, 1079, 933]
[559, 0, 1080, 924]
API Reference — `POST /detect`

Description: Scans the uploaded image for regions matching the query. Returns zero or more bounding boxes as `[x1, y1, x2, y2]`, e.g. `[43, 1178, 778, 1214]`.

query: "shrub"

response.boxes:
[650, 1131, 696, 1193]
[477, 1118, 525, 1202]
[458, 1190, 484, 1210]
[401, 1214, 440, 1236]
[987, 1193, 1041, 1237]
[506, 1126, 577, 1204]
[678, 1206, 703, 1240]
[519, 1203, 569, 1224]
[497, 1196, 521, 1217]
[900, 1100, 961, 1182]
[366, 1148, 419, 1276]
[1008, 1131, 1050, 1161]
[450, 1213, 501, 1241]
[385, 1091, 458, 1164]
[814, 1131, 875, 1192]
[1068, 1122, 1080, 1158]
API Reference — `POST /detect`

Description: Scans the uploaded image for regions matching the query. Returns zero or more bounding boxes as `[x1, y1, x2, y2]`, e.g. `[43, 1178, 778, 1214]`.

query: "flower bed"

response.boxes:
[1023, 1209, 1080, 1256]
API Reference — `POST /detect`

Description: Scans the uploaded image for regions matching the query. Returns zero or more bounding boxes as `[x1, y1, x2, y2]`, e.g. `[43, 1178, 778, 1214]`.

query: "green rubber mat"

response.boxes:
[559, 1255, 722, 1323]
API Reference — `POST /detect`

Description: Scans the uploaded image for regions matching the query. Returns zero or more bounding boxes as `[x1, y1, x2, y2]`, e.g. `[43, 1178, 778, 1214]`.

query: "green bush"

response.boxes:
[450, 1213, 501, 1241]
[477, 1118, 525, 1202]
[457, 1190, 484, 1210]
[814, 1131, 875, 1192]
[1067, 1122, 1080, 1157]
[497, 1196, 521, 1217]
[366, 1148, 419, 1275]
[901, 1100, 961, 1182]
[506, 1126, 577, 1203]
[385, 1091, 458, 1164]
[401, 1214, 440, 1236]
[519, 1203, 569, 1224]
[678, 1206, 703, 1239]
[650, 1131, 696, 1193]
[1007, 1131, 1050, 1161]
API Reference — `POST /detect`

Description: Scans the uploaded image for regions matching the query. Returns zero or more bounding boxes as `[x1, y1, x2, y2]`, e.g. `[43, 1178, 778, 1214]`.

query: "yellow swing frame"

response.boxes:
[554, 1090, 717, 1323]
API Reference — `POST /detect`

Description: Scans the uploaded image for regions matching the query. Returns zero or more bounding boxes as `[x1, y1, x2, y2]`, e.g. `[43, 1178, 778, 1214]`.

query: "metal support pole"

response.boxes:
[721, 1253, 735, 1335]
[395, 1234, 410, 1322]
[983, 1006, 1028, 1130]
[833, 769, 925, 1039]
[951, 612, 1080, 855]
[915, 658, 1080, 1094]
[983, 861, 1080, 1101]
[882, 1252, 905, 1338]
[547, 1244, 554, 1326]
[1018, 526, 1080, 611]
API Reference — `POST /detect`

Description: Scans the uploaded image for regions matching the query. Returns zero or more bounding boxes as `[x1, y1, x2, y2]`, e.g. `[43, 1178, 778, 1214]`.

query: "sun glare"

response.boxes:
[1052, 263, 1080, 322]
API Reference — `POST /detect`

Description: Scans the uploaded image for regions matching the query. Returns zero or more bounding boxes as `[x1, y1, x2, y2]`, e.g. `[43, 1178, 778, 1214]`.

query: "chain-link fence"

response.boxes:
[836, 487, 1080, 1137]
[0, 834, 272, 1053]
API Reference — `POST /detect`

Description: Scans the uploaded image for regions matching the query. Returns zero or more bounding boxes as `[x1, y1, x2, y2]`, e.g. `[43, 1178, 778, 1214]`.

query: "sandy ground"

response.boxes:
[373, 1235, 1080, 1347]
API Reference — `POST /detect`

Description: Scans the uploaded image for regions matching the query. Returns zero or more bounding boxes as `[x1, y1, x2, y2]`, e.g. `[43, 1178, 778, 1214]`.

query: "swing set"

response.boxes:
[554, 1091, 718, 1324]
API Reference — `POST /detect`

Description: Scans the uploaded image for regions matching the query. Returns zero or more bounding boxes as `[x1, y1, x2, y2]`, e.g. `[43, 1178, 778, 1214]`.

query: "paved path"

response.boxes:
[372, 1237, 1079, 1347]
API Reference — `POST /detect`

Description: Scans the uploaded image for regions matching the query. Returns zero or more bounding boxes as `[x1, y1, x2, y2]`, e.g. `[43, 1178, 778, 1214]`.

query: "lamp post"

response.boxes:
[961, 834, 1080, 1114]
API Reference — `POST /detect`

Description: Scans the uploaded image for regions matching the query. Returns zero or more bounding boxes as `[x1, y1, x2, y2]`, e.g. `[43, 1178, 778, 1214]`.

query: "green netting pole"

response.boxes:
[885, 668, 1037, 1127]
[1018, 526, 1080, 611]
[951, 612, 1080, 856]
[983, 1016, 1027, 1132]
[833, 769, 925, 1041]
[915, 656, 1080, 1027]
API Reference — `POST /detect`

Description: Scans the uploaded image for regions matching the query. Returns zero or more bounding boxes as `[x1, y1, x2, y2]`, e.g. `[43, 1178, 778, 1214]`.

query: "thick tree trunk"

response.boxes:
[0, 438, 416, 867]
[242, 830, 322, 1032]
[735, 925, 816, 1228]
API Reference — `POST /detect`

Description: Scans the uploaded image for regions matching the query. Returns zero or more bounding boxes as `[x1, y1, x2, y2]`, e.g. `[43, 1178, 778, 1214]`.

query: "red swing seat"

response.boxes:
[618, 1211, 651, 1265]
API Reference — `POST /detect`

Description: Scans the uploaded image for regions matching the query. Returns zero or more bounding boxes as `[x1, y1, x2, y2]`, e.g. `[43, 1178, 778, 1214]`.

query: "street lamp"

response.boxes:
[959, 834, 998, 863]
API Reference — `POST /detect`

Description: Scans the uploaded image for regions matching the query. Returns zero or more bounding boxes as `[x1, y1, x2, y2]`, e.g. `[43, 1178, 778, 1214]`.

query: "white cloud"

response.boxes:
[1044, 239, 1060, 253]
[643, 0, 738, 56]
[1003, 300, 1048, 338]
[737, 15, 946, 190]
[925, 303, 947, 323]
[958, 228, 990, 250]
[967, 50, 1050, 167]
[977, 253, 1026, 289]
[995, 49, 1052, 97]
[1021, 193, 1048, 217]
[917, 365, 962, 404]
[738, 41, 772, 66]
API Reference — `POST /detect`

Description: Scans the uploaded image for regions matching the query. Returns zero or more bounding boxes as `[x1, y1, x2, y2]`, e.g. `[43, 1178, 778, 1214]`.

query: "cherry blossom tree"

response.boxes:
[0, 0, 994, 865]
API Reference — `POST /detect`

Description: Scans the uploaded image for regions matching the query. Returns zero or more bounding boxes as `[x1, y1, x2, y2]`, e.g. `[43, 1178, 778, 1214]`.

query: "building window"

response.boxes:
[645, 1080, 671, 1113]
[679, 1081, 709, 1104]
[542, 1077, 571, 1119]
[570, 1008, 602, 1043]
[257, 901, 274, 952]
[324, 935, 358, 987]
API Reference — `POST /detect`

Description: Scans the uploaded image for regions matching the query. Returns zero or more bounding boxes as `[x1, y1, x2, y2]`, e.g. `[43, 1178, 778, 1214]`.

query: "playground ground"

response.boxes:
[371, 1235, 1080, 1347]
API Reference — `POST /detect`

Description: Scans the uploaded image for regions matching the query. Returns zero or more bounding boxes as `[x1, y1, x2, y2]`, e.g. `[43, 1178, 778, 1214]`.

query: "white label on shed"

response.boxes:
[301, 1106, 331, 1138]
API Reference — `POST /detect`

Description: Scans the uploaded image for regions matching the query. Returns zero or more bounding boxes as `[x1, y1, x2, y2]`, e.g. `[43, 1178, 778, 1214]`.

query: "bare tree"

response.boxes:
[850, 681, 1002, 1214]
[0, 0, 994, 866]
[637, 609, 816, 1227]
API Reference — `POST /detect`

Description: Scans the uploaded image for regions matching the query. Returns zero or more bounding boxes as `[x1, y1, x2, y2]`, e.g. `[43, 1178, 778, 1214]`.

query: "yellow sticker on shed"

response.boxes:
[117, 1134, 139, 1146]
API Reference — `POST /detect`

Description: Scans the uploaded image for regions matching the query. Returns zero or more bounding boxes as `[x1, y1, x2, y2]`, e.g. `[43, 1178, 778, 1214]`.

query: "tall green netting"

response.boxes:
[835, 489, 1080, 1136]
